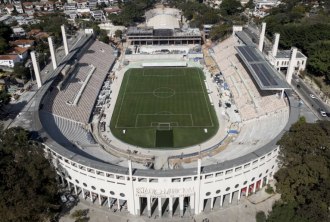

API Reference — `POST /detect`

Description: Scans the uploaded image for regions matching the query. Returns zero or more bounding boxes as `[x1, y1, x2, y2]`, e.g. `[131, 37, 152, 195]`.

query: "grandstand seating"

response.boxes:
[212, 36, 287, 122]
[42, 41, 116, 124]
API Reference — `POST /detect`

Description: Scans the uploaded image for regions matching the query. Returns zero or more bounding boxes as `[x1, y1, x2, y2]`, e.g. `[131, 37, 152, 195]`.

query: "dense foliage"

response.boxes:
[0, 22, 13, 54]
[264, 1, 330, 80]
[268, 120, 330, 221]
[219, 0, 243, 16]
[168, 0, 220, 28]
[0, 127, 60, 222]
[108, 0, 155, 26]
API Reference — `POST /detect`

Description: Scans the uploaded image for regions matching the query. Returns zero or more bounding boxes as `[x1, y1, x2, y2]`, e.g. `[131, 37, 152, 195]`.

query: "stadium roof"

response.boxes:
[235, 45, 291, 90]
[147, 14, 180, 30]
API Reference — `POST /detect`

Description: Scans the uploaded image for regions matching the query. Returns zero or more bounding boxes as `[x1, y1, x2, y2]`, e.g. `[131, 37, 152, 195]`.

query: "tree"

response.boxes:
[114, 29, 123, 39]
[0, 37, 9, 54]
[13, 64, 31, 80]
[0, 90, 11, 107]
[209, 23, 232, 41]
[220, 0, 243, 16]
[256, 211, 266, 222]
[245, 0, 255, 10]
[269, 121, 330, 222]
[99, 30, 109, 44]
[0, 127, 61, 222]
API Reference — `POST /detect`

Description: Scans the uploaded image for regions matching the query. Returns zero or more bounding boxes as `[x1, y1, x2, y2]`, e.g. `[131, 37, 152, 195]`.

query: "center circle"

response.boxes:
[153, 87, 175, 98]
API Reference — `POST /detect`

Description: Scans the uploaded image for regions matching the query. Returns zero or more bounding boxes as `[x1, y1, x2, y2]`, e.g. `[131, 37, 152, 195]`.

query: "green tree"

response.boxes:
[220, 0, 243, 16]
[209, 23, 232, 41]
[256, 211, 266, 222]
[13, 64, 31, 80]
[114, 29, 123, 39]
[0, 127, 61, 222]
[0, 37, 9, 54]
[269, 121, 330, 222]
[0, 90, 11, 106]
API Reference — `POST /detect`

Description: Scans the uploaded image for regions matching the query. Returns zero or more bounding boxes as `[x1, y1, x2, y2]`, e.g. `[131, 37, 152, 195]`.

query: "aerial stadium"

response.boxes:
[31, 8, 301, 218]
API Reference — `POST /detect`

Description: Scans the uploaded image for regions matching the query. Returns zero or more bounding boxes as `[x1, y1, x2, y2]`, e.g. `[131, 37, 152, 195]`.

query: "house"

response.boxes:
[23, 2, 34, 10]
[45, 1, 54, 11]
[90, 10, 104, 21]
[10, 47, 29, 61]
[34, 2, 45, 11]
[104, 6, 121, 16]
[5, 4, 15, 14]
[24, 8, 35, 16]
[97, 0, 109, 6]
[0, 15, 16, 25]
[77, 0, 88, 9]
[14, 3, 24, 14]
[64, 3, 77, 11]
[55, 1, 63, 10]
[0, 55, 20, 68]
[88, 0, 98, 10]
[11, 27, 26, 37]
[10, 39, 35, 48]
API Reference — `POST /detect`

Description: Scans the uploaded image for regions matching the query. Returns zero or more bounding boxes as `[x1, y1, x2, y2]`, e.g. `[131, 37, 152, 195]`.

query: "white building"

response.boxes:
[0, 55, 20, 68]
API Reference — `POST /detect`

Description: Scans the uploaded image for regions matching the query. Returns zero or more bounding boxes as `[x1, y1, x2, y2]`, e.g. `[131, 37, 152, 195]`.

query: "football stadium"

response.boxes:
[30, 9, 301, 218]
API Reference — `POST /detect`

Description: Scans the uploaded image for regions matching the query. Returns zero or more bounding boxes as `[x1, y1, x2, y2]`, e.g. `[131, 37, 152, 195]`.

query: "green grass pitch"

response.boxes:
[110, 67, 219, 148]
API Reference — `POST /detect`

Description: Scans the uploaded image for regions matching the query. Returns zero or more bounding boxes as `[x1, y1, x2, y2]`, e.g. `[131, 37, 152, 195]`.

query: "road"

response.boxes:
[292, 75, 330, 120]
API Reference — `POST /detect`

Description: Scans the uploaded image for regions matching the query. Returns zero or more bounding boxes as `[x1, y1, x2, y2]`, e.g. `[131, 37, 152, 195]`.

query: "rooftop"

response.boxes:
[275, 50, 307, 59]
[235, 45, 291, 90]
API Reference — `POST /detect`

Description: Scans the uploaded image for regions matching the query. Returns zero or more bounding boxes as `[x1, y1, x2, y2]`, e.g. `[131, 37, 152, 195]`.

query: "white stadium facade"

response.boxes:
[30, 9, 303, 219]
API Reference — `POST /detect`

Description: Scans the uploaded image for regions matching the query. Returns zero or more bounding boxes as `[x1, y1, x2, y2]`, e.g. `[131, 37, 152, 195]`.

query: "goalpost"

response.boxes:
[157, 123, 171, 131]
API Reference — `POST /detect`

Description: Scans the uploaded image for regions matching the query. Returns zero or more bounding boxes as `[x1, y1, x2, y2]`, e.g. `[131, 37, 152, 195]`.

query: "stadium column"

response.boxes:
[195, 159, 202, 215]
[238, 189, 241, 201]
[108, 197, 111, 208]
[61, 25, 69, 56]
[286, 47, 298, 84]
[98, 194, 102, 205]
[211, 197, 214, 210]
[253, 183, 257, 193]
[169, 197, 173, 217]
[127, 160, 137, 215]
[147, 197, 151, 217]
[82, 188, 85, 199]
[229, 192, 232, 204]
[48, 36, 57, 70]
[258, 22, 266, 52]
[74, 185, 77, 195]
[190, 194, 195, 215]
[179, 196, 184, 217]
[220, 195, 224, 207]
[158, 198, 162, 217]
[30, 51, 42, 88]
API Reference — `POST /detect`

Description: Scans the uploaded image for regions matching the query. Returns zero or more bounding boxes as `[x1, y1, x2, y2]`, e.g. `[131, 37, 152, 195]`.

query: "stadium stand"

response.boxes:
[42, 41, 116, 124]
[212, 36, 287, 121]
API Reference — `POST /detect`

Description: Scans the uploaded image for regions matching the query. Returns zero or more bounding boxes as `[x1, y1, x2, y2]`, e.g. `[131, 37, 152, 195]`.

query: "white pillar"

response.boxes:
[229, 192, 232, 204]
[253, 183, 257, 193]
[147, 197, 151, 217]
[108, 197, 111, 208]
[238, 189, 241, 200]
[82, 188, 85, 199]
[190, 195, 195, 214]
[127, 160, 136, 215]
[99, 194, 102, 205]
[272, 33, 280, 57]
[169, 197, 173, 217]
[158, 198, 162, 217]
[211, 197, 214, 210]
[90, 191, 93, 202]
[246, 186, 249, 196]
[258, 22, 266, 52]
[48, 36, 57, 70]
[281, 89, 285, 99]
[74, 185, 77, 195]
[117, 198, 121, 211]
[286, 47, 298, 85]
[179, 197, 184, 217]
[30, 51, 42, 88]
[61, 25, 69, 55]
[220, 195, 223, 207]
[195, 158, 202, 215]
